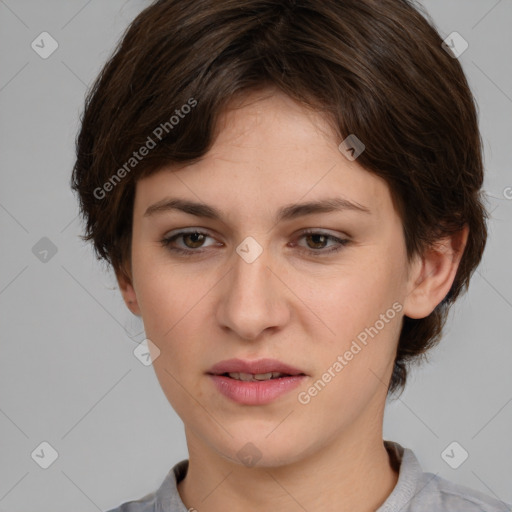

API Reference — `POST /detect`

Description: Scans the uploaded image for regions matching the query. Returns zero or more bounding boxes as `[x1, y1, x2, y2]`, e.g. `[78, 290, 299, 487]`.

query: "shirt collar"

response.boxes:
[376, 440, 423, 511]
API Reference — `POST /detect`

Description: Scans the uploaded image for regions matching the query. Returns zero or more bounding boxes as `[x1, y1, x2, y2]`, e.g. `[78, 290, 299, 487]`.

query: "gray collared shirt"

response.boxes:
[105, 441, 511, 511]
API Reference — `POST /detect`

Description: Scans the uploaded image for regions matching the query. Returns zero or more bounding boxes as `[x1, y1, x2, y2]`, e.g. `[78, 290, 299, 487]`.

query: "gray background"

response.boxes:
[0, 1, 511, 511]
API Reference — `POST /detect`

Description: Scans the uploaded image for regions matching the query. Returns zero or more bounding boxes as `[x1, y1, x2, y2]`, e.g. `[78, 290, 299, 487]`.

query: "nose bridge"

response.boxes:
[234, 239, 272, 296]
[217, 236, 288, 339]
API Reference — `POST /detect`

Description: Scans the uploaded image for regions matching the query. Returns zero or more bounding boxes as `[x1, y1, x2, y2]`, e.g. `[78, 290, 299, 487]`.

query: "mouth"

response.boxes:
[207, 374, 307, 406]
[206, 358, 307, 405]
[206, 358, 307, 379]
[215, 371, 305, 381]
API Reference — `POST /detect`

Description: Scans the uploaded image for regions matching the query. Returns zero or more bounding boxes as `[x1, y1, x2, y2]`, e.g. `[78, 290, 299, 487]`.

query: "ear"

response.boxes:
[115, 264, 142, 317]
[403, 224, 469, 319]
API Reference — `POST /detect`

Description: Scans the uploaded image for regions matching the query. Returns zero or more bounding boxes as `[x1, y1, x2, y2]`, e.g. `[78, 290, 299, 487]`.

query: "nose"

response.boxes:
[216, 242, 291, 341]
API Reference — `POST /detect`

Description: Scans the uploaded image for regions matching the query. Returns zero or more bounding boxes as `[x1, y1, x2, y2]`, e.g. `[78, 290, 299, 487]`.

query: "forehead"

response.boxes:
[211, 87, 339, 155]
[134, 89, 394, 222]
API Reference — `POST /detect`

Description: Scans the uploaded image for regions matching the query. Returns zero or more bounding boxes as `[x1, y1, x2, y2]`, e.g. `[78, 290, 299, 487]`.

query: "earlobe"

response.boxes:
[116, 267, 142, 317]
[402, 225, 469, 320]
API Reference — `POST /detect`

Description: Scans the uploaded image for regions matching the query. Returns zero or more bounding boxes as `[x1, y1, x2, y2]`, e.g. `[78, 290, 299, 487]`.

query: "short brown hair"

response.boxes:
[71, 0, 489, 396]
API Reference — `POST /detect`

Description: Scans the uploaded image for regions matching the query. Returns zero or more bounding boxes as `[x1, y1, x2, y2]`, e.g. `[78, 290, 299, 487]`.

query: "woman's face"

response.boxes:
[123, 88, 421, 467]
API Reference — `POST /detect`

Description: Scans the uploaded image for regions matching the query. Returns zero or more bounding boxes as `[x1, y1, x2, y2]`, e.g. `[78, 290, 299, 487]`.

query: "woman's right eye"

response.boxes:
[160, 230, 217, 255]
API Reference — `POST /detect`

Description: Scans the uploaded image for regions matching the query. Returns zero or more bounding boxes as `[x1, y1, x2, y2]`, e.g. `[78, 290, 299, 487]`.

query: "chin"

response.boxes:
[211, 433, 311, 469]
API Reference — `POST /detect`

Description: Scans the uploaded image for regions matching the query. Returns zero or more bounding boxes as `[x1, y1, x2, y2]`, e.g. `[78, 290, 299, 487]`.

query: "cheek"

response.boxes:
[302, 259, 402, 392]
[132, 245, 198, 327]
[307, 259, 400, 337]
[139, 280, 202, 352]
[135, 267, 208, 415]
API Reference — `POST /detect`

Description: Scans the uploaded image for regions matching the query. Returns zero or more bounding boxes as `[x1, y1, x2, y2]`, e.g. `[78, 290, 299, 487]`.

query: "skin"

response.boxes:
[117, 87, 468, 512]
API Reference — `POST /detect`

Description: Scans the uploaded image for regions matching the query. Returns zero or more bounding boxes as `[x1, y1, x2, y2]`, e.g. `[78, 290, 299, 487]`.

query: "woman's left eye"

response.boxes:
[160, 229, 350, 256]
[295, 231, 350, 255]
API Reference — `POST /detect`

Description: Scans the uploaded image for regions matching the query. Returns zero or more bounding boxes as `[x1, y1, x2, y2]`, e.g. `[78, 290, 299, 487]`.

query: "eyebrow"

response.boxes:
[144, 196, 371, 223]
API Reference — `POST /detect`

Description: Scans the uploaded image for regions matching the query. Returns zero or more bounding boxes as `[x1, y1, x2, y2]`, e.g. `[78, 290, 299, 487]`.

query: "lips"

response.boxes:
[207, 358, 306, 377]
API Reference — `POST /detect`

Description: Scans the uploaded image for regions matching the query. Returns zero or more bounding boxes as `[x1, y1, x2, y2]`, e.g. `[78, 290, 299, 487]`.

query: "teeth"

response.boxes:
[227, 372, 287, 381]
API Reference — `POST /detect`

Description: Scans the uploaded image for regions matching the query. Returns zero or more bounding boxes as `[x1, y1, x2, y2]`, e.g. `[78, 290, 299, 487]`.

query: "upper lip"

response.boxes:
[207, 358, 306, 376]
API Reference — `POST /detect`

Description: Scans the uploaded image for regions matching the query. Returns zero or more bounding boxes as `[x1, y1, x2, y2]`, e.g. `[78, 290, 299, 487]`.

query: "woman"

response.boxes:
[71, 0, 508, 510]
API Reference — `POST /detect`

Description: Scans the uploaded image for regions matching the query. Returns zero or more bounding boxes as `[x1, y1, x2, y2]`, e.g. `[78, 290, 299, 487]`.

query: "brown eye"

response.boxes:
[161, 230, 216, 254]
[296, 230, 350, 257]
[304, 233, 330, 250]
[182, 232, 207, 249]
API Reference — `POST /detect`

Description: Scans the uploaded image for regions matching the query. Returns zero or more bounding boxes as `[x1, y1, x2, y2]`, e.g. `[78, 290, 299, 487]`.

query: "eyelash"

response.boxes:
[160, 229, 350, 257]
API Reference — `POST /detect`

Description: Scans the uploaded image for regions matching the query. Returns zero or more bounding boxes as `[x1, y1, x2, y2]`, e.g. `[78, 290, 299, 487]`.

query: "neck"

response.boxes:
[177, 422, 399, 512]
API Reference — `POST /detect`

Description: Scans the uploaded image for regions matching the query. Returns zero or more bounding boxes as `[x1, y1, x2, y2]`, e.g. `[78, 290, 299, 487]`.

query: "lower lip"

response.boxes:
[208, 374, 306, 405]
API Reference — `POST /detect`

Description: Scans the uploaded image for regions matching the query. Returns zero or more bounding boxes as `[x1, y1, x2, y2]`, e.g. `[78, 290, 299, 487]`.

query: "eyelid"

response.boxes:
[298, 228, 350, 240]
